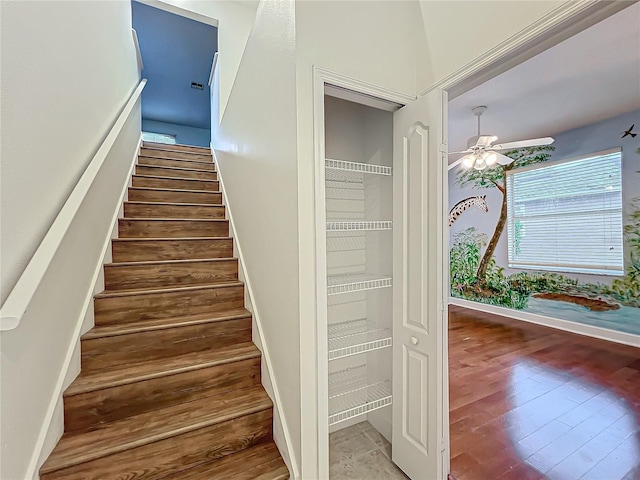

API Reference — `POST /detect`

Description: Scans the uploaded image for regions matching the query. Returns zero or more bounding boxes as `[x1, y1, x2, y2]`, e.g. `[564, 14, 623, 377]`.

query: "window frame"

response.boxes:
[142, 131, 177, 144]
[505, 147, 624, 277]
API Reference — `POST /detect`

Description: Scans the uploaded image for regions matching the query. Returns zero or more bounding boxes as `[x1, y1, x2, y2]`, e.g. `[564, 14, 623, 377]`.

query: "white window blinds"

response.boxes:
[506, 148, 623, 276]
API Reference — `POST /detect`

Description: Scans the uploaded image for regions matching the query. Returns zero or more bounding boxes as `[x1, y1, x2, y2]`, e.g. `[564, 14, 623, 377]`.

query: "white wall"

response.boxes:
[146, 0, 257, 120]
[1, 0, 139, 305]
[417, 0, 565, 89]
[0, 2, 140, 477]
[293, 2, 427, 476]
[211, 0, 301, 473]
[142, 118, 210, 146]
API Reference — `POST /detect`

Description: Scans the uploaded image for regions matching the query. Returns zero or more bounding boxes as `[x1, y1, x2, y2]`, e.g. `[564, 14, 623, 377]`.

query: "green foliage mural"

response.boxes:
[450, 147, 640, 315]
[456, 146, 554, 281]
[609, 198, 640, 307]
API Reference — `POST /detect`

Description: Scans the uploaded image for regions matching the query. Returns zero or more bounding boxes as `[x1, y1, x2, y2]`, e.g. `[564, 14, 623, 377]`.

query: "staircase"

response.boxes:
[40, 142, 289, 480]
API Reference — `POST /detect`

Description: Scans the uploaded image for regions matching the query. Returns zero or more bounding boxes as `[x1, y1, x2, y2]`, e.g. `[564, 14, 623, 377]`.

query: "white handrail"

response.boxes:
[132, 29, 144, 71]
[208, 51, 218, 87]
[0, 79, 147, 331]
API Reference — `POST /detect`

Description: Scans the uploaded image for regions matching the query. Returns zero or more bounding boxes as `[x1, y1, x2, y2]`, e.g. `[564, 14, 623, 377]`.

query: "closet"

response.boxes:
[323, 93, 395, 456]
[317, 82, 448, 480]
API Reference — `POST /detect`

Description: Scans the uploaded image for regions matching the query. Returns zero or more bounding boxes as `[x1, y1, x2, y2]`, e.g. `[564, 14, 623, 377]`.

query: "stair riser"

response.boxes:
[138, 156, 215, 171]
[112, 239, 233, 262]
[128, 188, 222, 204]
[143, 142, 211, 155]
[124, 203, 225, 219]
[94, 285, 244, 325]
[140, 148, 212, 162]
[135, 165, 217, 180]
[104, 259, 238, 291]
[132, 176, 219, 191]
[118, 219, 229, 238]
[65, 357, 260, 433]
[81, 318, 252, 370]
[46, 409, 272, 480]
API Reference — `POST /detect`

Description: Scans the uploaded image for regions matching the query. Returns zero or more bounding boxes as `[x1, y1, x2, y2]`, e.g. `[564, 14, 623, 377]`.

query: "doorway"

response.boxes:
[446, 3, 640, 479]
[311, 2, 637, 480]
[131, 0, 217, 147]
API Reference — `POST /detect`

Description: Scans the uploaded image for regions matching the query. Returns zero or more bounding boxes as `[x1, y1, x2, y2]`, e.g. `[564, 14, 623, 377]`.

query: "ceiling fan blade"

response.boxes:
[494, 152, 514, 166]
[448, 149, 472, 155]
[491, 137, 554, 150]
[448, 158, 464, 171]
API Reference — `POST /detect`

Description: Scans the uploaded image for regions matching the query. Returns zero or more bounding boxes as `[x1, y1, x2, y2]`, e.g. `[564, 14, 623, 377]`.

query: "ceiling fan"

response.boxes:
[448, 106, 554, 171]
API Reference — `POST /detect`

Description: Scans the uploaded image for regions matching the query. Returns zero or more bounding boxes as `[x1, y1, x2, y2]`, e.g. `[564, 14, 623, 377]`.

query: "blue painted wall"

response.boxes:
[143, 119, 210, 147]
[132, 1, 217, 130]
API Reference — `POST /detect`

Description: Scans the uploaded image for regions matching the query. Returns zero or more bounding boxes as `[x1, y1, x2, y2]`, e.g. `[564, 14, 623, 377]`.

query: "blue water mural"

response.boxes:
[524, 298, 640, 336]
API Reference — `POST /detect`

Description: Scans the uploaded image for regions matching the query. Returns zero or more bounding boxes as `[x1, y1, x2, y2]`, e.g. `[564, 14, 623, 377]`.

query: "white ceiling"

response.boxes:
[448, 3, 640, 157]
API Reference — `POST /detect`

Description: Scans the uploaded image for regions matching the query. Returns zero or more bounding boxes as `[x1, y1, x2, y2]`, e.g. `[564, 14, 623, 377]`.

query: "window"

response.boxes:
[142, 131, 176, 144]
[506, 148, 623, 276]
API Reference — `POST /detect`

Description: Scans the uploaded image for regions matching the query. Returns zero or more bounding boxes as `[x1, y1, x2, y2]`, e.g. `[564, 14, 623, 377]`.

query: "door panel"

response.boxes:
[392, 88, 447, 480]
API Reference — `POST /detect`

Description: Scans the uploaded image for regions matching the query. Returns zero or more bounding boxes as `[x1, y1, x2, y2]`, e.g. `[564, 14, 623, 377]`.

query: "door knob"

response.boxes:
[411, 336, 419, 345]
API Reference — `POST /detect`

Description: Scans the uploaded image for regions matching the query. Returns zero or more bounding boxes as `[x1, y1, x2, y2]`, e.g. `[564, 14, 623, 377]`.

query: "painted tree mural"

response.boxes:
[455, 145, 555, 283]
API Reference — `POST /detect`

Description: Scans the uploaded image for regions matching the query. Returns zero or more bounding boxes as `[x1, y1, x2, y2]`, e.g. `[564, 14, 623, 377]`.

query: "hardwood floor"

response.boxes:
[449, 305, 640, 480]
[40, 142, 288, 479]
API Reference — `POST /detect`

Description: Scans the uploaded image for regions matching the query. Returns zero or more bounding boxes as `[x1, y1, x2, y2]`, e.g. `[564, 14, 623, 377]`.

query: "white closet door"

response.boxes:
[392, 88, 448, 480]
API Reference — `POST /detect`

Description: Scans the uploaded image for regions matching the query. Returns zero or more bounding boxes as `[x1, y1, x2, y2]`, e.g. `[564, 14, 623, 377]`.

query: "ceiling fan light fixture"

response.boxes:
[475, 157, 487, 170]
[462, 154, 475, 168]
[483, 151, 497, 166]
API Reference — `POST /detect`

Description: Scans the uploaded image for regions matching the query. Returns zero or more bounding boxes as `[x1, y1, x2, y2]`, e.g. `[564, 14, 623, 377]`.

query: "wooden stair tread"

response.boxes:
[119, 217, 227, 222]
[137, 163, 215, 173]
[124, 201, 223, 208]
[133, 173, 217, 182]
[105, 257, 235, 268]
[41, 384, 271, 475]
[82, 308, 251, 339]
[112, 236, 233, 242]
[66, 342, 260, 395]
[166, 441, 289, 480]
[137, 154, 215, 165]
[95, 281, 243, 298]
[128, 186, 222, 194]
[139, 152, 213, 163]
[142, 144, 211, 155]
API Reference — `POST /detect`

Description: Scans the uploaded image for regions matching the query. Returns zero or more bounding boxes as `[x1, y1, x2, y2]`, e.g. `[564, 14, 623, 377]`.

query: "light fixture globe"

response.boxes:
[462, 154, 476, 168]
[483, 151, 497, 166]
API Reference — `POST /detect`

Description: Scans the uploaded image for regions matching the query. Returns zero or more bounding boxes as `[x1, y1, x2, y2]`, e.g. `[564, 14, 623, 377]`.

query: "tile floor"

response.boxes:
[329, 421, 408, 479]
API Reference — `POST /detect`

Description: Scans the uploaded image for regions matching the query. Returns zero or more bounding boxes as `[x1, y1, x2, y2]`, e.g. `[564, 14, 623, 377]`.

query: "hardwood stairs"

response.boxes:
[40, 142, 289, 480]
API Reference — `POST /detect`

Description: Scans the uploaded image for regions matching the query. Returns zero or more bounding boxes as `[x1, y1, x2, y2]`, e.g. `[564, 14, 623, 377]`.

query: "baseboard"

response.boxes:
[29, 136, 141, 479]
[449, 297, 640, 348]
[211, 143, 300, 480]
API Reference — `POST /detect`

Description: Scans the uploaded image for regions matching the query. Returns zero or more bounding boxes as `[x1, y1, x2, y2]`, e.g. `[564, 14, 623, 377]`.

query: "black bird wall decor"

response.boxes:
[621, 124, 637, 138]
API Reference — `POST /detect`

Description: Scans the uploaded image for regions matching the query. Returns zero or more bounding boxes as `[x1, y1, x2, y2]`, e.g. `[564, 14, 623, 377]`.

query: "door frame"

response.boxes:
[312, 66, 416, 480]
[309, 1, 632, 478]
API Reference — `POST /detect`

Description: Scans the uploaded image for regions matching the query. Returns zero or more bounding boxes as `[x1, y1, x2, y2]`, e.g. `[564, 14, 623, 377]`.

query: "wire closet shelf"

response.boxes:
[328, 365, 392, 426]
[326, 221, 393, 232]
[327, 273, 392, 296]
[328, 319, 392, 360]
[325, 159, 392, 183]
